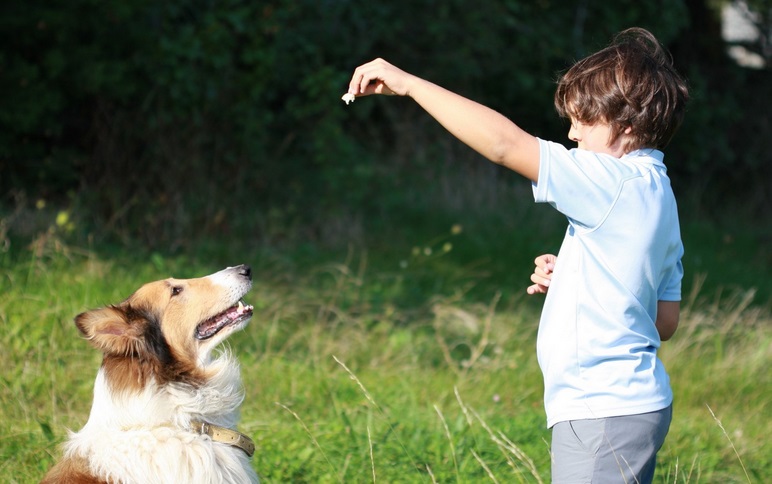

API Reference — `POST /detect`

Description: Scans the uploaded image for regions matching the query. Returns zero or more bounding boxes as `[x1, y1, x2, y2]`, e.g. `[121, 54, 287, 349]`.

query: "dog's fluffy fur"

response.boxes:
[42, 265, 259, 483]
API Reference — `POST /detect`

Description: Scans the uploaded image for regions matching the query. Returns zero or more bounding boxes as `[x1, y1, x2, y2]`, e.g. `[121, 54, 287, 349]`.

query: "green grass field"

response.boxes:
[1, 214, 769, 483]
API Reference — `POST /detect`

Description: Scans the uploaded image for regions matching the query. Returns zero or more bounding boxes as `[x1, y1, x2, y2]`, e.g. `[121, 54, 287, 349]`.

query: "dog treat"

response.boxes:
[341, 92, 356, 105]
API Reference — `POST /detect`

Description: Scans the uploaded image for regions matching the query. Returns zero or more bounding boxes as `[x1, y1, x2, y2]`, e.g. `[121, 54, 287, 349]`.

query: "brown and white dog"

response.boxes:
[42, 265, 259, 483]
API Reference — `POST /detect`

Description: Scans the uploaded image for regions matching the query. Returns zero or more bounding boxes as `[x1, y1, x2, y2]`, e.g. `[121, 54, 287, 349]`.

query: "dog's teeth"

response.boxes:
[238, 301, 244, 312]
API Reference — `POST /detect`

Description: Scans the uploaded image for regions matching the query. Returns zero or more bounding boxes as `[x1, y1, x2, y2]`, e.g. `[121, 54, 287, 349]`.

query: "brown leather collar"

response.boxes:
[191, 420, 255, 458]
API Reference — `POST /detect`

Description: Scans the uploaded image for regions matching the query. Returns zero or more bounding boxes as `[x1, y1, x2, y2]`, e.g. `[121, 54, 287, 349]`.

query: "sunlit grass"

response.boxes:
[0, 226, 768, 482]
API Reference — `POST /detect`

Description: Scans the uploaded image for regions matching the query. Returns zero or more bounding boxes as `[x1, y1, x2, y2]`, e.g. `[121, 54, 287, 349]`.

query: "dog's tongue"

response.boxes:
[196, 301, 252, 340]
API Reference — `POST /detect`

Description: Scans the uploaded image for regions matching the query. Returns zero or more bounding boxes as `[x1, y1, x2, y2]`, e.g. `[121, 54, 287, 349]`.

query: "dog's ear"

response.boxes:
[74, 305, 147, 355]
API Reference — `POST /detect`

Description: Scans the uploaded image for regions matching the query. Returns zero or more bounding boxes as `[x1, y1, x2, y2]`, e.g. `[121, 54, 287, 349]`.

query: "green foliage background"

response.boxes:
[1, 0, 770, 250]
[1, 2, 771, 481]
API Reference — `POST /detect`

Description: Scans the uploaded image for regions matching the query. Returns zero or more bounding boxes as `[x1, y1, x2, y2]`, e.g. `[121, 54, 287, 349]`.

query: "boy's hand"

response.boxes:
[526, 254, 556, 295]
[346, 58, 415, 99]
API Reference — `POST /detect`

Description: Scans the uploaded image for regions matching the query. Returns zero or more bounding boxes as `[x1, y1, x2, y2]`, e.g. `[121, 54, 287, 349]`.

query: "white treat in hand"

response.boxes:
[341, 92, 356, 105]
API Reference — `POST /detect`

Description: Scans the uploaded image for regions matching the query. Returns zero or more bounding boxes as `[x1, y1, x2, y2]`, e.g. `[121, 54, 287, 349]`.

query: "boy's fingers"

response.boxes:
[534, 267, 552, 280]
[530, 273, 550, 286]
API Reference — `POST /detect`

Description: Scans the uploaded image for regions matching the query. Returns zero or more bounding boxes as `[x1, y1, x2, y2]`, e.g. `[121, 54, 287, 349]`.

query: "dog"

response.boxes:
[42, 265, 259, 483]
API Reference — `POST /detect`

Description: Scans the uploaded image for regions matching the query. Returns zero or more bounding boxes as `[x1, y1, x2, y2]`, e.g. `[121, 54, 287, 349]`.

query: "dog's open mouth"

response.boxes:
[195, 301, 254, 340]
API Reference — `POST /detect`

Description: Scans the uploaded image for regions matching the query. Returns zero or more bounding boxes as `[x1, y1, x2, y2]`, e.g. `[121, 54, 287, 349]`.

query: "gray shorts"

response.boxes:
[550, 405, 672, 484]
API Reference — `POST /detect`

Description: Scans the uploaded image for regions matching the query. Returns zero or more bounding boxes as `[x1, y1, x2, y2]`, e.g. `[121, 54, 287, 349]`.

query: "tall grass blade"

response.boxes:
[426, 464, 438, 484]
[276, 402, 342, 483]
[471, 449, 500, 483]
[706, 404, 751, 483]
[434, 404, 460, 482]
[368, 426, 376, 483]
[332, 355, 423, 481]
[333, 355, 380, 410]
[455, 387, 543, 483]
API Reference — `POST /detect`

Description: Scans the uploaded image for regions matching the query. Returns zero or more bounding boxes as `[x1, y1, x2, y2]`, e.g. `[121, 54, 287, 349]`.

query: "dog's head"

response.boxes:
[75, 265, 253, 391]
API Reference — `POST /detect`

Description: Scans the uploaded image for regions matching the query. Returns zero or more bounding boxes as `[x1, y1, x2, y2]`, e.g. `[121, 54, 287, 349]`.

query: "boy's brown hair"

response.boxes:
[554, 27, 689, 153]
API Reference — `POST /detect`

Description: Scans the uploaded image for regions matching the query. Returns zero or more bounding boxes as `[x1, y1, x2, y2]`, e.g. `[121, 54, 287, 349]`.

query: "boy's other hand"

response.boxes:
[526, 254, 557, 295]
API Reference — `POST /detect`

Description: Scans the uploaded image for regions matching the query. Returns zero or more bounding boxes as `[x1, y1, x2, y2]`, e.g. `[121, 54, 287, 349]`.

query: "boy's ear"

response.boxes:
[74, 306, 145, 355]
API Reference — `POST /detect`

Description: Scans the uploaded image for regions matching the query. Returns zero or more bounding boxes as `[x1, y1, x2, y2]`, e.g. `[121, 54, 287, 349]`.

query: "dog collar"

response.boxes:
[191, 420, 255, 458]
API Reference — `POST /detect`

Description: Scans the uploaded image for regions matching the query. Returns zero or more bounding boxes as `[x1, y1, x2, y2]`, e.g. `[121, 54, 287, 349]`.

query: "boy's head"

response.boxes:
[554, 27, 689, 154]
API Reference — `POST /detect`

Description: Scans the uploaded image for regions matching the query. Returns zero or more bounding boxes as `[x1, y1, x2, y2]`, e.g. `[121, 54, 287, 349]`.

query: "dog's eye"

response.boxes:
[171, 286, 183, 296]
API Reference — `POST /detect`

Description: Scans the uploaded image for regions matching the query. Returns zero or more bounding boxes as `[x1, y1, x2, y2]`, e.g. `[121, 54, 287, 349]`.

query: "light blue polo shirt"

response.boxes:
[533, 138, 683, 428]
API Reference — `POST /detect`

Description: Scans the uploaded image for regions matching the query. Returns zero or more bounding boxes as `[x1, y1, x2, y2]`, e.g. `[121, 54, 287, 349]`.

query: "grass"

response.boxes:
[0, 210, 769, 483]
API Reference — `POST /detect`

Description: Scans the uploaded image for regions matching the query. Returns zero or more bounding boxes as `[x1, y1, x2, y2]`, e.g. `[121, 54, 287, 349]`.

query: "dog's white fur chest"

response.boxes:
[64, 355, 258, 483]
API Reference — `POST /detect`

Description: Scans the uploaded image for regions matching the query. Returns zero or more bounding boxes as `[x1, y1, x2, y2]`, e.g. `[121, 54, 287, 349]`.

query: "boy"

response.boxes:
[346, 27, 688, 482]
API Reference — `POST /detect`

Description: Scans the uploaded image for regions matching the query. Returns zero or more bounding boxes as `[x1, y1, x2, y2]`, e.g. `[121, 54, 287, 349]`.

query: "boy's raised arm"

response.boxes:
[347, 58, 541, 182]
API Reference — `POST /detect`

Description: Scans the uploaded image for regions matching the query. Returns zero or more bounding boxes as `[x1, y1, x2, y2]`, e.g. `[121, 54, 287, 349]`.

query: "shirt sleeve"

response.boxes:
[533, 139, 637, 229]
[658, 250, 684, 301]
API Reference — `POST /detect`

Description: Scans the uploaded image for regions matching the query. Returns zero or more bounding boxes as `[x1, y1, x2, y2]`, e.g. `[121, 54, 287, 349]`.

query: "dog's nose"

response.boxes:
[238, 265, 252, 280]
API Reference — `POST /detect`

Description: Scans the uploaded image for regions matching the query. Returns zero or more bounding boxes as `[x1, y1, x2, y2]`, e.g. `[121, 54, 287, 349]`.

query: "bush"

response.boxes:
[1, 0, 769, 248]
